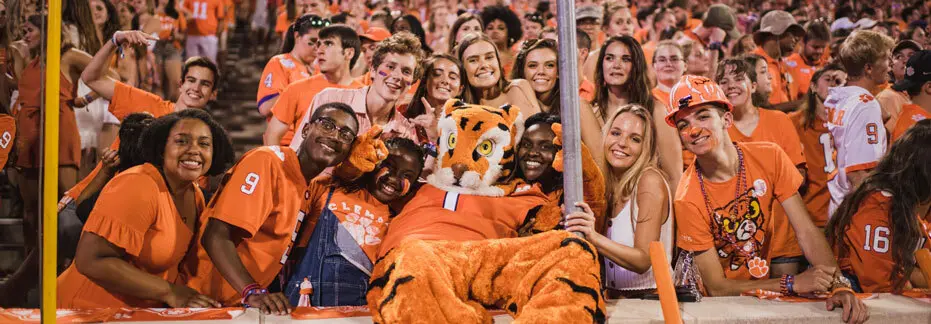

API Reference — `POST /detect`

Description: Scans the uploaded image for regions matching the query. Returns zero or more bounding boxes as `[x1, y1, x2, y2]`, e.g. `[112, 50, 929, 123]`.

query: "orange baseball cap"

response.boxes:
[665, 75, 734, 127]
[360, 27, 391, 42]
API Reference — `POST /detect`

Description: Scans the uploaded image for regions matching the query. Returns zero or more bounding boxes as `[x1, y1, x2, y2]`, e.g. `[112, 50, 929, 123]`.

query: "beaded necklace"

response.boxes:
[695, 145, 747, 219]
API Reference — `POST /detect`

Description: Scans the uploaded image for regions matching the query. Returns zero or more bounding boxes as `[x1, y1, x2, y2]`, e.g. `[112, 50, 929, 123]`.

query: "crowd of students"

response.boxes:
[0, 0, 929, 322]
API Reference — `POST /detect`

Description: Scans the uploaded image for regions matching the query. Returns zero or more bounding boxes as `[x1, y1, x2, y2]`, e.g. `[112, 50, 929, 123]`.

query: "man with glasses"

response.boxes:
[184, 102, 367, 313]
[289, 32, 426, 151]
[264, 24, 364, 146]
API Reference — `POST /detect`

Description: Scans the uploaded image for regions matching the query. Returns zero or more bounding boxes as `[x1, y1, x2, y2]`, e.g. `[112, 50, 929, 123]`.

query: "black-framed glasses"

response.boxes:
[312, 117, 356, 143]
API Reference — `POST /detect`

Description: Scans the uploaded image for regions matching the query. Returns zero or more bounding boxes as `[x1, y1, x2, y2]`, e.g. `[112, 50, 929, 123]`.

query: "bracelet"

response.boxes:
[708, 41, 724, 51]
[83, 94, 94, 103]
[779, 274, 790, 295]
[240, 283, 260, 299]
[786, 275, 795, 295]
[111, 33, 119, 47]
[241, 287, 268, 306]
[830, 287, 856, 297]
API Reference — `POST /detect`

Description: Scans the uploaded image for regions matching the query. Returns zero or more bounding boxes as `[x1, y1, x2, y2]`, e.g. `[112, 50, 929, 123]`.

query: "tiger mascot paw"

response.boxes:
[333, 125, 389, 181]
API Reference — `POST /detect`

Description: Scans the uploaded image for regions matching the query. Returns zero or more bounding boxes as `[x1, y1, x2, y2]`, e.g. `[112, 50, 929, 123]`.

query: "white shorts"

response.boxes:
[75, 80, 119, 150]
[251, 0, 269, 30]
[186, 35, 219, 63]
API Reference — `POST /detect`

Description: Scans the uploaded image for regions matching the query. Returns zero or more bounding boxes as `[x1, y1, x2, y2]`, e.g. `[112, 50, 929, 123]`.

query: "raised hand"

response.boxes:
[112, 30, 158, 47]
[411, 98, 439, 141]
[334, 125, 388, 181]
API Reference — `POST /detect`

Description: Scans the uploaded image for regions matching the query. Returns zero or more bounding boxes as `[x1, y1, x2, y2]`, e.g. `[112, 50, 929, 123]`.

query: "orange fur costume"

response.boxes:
[348, 100, 606, 323]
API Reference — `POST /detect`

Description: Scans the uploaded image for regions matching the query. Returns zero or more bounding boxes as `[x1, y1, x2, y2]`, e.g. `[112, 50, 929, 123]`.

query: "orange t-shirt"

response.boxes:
[890, 104, 930, 142]
[788, 112, 833, 226]
[257, 53, 312, 109]
[275, 11, 290, 34]
[270, 74, 364, 145]
[641, 40, 657, 71]
[836, 191, 931, 293]
[784, 53, 817, 99]
[652, 87, 671, 113]
[579, 79, 595, 103]
[377, 183, 549, 258]
[752, 47, 796, 105]
[183, 146, 310, 305]
[675, 142, 804, 281]
[295, 178, 392, 263]
[728, 109, 806, 259]
[60, 82, 177, 207]
[355, 72, 372, 86]
[0, 114, 16, 168]
[185, 0, 225, 36]
[57, 163, 204, 308]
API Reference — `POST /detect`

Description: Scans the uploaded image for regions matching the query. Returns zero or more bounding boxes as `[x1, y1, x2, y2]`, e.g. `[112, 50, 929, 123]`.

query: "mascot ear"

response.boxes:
[443, 99, 466, 117]
[502, 103, 525, 145]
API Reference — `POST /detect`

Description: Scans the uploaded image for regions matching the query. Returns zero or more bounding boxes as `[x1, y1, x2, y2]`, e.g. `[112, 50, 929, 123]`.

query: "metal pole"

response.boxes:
[555, 1, 584, 231]
[42, 0, 62, 322]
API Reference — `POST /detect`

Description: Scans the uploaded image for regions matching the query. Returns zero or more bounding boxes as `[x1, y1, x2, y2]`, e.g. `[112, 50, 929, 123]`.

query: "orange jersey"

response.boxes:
[788, 112, 833, 226]
[16, 59, 80, 168]
[58, 164, 205, 308]
[891, 104, 930, 142]
[156, 13, 183, 41]
[675, 142, 804, 281]
[270, 74, 364, 145]
[641, 40, 657, 71]
[728, 109, 806, 258]
[878, 89, 913, 132]
[355, 71, 372, 86]
[784, 53, 817, 98]
[377, 183, 549, 258]
[183, 146, 310, 305]
[257, 53, 313, 108]
[185, 0, 225, 36]
[752, 47, 796, 105]
[836, 191, 931, 293]
[0, 114, 16, 168]
[295, 178, 392, 263]
[275, 11, 290, 33]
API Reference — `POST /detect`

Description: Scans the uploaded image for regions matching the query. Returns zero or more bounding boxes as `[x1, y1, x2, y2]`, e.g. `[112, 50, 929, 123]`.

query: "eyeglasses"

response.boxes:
[312, 117, 356, 143]
[654, 56, 683, 65]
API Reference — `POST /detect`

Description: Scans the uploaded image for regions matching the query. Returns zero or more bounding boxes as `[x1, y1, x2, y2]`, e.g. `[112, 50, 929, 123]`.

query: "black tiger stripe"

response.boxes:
[507, 302, 518, 313]
[459, 117, 470, 130]
[472, 150, 481, 161]
[502, 150, 514, 160]
[471, 121, 485, 131]
[561, 237, 596, 260]
[556, 277, 605, 323]
[497, 123, 509, 131]
[499, 103, 513, 114]
[369, 263, 397, 289]
[378, 275, 415, 309]
[481, 108, 505, 117]
[448, 148, 455, 158]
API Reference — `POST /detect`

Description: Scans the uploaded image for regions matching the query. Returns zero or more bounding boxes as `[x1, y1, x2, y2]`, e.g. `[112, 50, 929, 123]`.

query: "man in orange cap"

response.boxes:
[355, 27, 392, 85]
[667, 75, 867, 324]
[752, 10, 806, 110]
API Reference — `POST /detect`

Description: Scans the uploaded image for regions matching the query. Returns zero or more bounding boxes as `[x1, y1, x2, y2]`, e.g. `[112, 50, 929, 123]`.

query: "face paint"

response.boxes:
[375, 166, 411, 196]
[400, 178, 411, 196]
[377, 70, 389, 77]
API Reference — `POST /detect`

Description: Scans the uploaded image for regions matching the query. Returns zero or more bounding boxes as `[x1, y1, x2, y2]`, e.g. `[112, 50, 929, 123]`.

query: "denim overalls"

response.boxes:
[284, 187, 373, 306]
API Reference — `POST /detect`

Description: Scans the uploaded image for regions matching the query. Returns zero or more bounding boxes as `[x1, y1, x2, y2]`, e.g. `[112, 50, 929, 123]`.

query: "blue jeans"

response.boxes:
[284, 187, 371, 306]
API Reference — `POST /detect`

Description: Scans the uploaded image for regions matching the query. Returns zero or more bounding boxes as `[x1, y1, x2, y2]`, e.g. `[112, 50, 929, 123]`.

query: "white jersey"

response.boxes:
[823, 86, 887, 218]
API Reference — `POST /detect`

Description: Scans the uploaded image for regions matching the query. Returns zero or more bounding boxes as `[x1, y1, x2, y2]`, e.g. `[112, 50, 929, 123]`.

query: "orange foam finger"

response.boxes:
[650, 241, 682, 324]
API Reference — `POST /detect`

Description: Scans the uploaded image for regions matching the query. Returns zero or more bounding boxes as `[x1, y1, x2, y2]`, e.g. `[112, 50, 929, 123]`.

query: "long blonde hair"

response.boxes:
[603, 104, 662, 217]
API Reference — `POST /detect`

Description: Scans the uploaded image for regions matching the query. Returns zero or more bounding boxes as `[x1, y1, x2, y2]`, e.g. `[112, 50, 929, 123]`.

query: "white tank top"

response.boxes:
[604, 170, 674, 291]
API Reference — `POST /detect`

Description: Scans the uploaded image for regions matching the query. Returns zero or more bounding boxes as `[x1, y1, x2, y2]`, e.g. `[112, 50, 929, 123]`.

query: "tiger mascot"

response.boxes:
[342, 99, 607, 323]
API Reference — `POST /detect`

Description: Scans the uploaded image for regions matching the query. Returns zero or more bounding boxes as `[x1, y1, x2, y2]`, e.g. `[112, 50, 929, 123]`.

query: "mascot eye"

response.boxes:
[723, 219, 737, 233]
[746, 200, 761, 219]
[447, 133, 457, 149]
[477, 140, 494, 156]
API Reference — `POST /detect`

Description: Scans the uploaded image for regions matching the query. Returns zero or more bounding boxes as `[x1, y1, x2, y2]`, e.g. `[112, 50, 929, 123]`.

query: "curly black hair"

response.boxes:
[139, 109, 235, 176]
[391, 14, 433, 55]
[480, 5, 523, 48]
[118, 112, 156, 172]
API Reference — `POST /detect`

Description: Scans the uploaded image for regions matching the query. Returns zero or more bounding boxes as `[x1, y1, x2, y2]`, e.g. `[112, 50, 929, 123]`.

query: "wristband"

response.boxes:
[83, 94, 94, 103]
[708, 41, 724, 51]
[241, 287, 268, 307]
[786, 275, 795, 295]
[779, 274, 790, 295]
[111, 33, 119, 47]
[240, 283, 260, 299]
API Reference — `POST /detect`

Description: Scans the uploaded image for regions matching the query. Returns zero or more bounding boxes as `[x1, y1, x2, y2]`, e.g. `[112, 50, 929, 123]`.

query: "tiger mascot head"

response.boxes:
[426, 99, 523, 197]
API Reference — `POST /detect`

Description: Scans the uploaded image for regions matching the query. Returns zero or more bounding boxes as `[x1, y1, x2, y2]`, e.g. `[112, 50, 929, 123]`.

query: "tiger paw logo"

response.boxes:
[858, 94, 874, 103]
[712, 188, 765, 272]
[748, 257, 769, 278]
[342, 213, 382, 246]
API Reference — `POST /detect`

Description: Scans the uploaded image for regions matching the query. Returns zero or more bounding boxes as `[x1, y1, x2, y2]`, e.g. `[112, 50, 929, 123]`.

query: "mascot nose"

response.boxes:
[451, 163, 468, 181]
